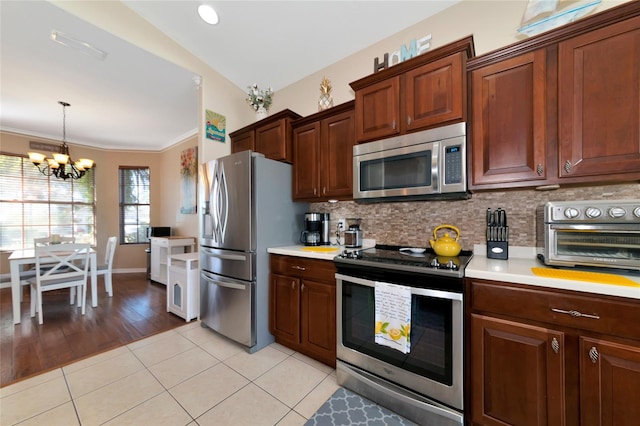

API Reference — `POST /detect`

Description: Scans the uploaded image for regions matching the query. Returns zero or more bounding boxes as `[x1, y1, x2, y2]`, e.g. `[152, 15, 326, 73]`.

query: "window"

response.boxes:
[119, 167, 150, 244]
[0, 153, 96, 251]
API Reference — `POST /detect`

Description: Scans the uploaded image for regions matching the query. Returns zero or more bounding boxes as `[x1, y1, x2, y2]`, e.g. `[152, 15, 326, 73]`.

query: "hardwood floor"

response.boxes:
[0, 273, 187, 387]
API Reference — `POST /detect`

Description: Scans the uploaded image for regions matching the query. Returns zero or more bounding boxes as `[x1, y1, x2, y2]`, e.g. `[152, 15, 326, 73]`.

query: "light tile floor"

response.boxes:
[0, 322, 340, 426]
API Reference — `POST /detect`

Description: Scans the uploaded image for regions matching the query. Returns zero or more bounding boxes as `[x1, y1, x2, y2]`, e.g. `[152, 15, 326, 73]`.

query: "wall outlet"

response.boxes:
[337, 218, 347, 230]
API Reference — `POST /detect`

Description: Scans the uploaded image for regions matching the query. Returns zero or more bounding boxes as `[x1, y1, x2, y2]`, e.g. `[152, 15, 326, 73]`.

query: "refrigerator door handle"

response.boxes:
[211, 160, 229, 244]
[201, 247, 248, 262]
[201, 270, 247, 290]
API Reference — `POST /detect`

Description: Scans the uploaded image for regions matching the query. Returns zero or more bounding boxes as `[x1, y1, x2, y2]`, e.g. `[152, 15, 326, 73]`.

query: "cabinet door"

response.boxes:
[355, 76, 400, 142]
[470, 50, 548, 188]
[300, 279, 336, 366]
[292, 122, 321, 200]
[580, 337, 640, 426]
[256, 119, 290, 162]
[471, 314, 566, 426]
[231, 130, 255, 154]
[558, 16, 640, 179]
[322, 109, 355, 199]
[150, 244, 161, 281]
[269, 273, 300, 346]
[405, 52, 464, 132]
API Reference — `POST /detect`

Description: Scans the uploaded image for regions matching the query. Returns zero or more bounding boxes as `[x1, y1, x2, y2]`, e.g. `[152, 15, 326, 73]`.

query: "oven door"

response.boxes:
[545, 224, 640, 270]
[336, 272, 463, 411]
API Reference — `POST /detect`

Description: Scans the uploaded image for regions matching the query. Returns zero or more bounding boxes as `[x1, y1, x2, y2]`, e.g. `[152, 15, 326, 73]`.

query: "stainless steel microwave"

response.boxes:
[353, 122, 468, 202]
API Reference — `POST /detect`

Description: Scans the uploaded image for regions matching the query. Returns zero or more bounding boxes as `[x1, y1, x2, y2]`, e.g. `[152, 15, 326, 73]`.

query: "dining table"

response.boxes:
[9, 247, 98, 325]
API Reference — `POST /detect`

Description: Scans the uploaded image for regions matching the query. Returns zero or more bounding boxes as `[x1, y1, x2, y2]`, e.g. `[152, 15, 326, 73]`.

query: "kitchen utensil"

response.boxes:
[400, 247, 426, 254]
[429, 225, 461, 257]
[486, 207, 509, 259]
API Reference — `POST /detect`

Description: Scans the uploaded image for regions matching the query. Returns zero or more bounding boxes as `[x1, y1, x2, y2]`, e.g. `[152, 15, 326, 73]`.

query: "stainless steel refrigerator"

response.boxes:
[199, 150, 307, 353]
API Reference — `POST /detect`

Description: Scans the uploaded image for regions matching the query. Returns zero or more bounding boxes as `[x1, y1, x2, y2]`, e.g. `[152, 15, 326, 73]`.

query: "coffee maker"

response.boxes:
[301, 212, 330, 246]
[344, 218, 363, 248]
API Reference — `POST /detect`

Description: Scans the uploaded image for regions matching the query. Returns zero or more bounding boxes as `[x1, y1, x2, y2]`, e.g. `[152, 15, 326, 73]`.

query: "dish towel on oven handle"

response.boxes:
[374, 281, 411, 354]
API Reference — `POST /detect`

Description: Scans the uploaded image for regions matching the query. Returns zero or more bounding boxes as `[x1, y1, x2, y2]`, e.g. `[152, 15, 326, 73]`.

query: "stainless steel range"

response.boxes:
[334, 245, 473, 426]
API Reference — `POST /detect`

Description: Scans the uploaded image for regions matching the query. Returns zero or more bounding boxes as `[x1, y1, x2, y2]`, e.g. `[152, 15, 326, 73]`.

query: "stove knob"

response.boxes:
[564, 207, 580, 219]
[634, 207, 640, 218]
[446, 260, 457, 270]
[608, 207, 626, 218]
[585, 207, 602, 219]
[430, 258, 440, 268]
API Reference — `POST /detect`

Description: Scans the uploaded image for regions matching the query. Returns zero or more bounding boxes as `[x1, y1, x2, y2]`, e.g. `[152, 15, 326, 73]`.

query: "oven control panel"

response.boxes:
[544, 200, 640, 223]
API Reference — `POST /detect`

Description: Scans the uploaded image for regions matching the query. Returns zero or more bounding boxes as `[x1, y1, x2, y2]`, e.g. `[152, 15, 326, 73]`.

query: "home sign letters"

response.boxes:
[374, 34, 432, 73]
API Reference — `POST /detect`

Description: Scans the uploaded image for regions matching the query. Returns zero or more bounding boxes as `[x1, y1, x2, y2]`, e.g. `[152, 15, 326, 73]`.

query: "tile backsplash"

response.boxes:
[311, 183, 639, 250]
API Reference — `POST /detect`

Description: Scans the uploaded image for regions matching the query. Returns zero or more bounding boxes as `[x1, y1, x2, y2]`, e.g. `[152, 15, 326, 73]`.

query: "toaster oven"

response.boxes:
[536, 200, 640, 271]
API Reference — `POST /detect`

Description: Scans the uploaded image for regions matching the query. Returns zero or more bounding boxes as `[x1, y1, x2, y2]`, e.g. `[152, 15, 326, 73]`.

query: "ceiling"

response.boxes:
[0, 1, 460, 152]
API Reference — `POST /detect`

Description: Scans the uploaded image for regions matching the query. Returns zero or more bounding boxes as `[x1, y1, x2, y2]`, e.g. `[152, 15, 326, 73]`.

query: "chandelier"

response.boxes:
[27, 101, 94, 180]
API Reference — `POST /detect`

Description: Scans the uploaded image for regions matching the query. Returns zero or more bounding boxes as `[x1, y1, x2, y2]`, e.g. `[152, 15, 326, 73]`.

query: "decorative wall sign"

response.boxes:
[373, 34, 432, 72]
[206, 110, 226, 142]
[180, 146, 197, 214]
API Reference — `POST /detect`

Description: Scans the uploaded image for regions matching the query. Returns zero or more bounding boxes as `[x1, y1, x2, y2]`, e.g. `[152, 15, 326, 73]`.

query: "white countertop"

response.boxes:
[267, 239, 375, 261]
[467, 245, 640, 300]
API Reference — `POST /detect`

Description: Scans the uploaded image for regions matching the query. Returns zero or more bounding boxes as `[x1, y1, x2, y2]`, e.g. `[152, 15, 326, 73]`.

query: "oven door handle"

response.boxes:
[335, 273, 463, 301]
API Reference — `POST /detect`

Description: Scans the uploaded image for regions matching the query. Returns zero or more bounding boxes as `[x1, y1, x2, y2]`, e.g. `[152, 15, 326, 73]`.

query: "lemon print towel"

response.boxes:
[374, 282, 412, 354]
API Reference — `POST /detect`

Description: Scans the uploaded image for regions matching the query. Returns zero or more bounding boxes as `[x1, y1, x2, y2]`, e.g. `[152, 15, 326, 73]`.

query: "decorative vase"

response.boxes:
[256, 106, 268, 121]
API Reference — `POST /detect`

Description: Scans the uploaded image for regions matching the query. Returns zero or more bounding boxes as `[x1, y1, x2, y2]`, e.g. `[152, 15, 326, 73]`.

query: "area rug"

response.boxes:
[305, 387, 417, 426]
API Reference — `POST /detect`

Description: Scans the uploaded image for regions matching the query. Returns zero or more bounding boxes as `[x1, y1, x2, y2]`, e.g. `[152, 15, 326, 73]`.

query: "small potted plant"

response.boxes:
[246, 84, 273, 119]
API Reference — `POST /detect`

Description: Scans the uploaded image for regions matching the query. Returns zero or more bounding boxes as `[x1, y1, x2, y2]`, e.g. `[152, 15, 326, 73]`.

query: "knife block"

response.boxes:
[487, 240, 508, 260]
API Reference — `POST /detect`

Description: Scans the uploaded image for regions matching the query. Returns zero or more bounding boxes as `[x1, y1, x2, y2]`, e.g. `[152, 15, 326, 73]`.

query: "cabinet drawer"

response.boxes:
[468, 279, 640, 340]
[270, 254, 336, 283]
[151, 237, 169, 247]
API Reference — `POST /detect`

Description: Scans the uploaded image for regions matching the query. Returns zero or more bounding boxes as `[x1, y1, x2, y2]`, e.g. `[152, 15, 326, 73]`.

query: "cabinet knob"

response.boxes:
[551, 337, 560, 354]
[564, 160, 572, 173]
[407, 116, 412, 126]
[323, 186, 326, 195]
[589, 346, 599, 364]
[291, 281, 295, 289]
[537, 163, 544, 176]
[313, 188, 317, 196]
[392, 120, 396, 130]
[301, 283, 305, 292]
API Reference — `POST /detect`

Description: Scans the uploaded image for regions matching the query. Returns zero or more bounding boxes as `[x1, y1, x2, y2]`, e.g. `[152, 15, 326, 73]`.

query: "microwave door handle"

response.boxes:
[201, 270, 247, 290]
[432, 142, 440, 192]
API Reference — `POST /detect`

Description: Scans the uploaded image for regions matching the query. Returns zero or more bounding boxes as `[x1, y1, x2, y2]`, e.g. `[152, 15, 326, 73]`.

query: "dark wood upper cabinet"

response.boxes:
[292, 101, 355, 202]
[558, 15, 640, 180]
[229, 109, 301, 163]
[467, 1, 640, 190]
[470, 49, 548, 187]
[350, 36, 475, 143]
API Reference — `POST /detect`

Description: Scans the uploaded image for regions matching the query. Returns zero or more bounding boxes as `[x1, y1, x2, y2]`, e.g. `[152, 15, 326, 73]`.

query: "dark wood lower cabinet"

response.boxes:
[471, 314, 565, 426]
[579, 337, 640, 426]
[467, 278, 640, 426]
[269, 255, 336, 367]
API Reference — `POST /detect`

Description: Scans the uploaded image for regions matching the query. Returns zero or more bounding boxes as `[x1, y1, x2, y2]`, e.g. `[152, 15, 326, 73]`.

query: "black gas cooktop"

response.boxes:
[334, 244, 473, 278]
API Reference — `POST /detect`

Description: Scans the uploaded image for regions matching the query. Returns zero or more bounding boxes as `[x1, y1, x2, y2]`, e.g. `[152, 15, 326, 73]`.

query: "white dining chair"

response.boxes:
[97, 236, 117, 297]
[18, 236, 76, 302]
[28, 243, 91, 324]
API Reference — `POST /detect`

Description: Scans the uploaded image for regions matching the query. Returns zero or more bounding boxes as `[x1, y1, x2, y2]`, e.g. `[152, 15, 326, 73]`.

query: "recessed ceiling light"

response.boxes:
[198, 5, 219, 25]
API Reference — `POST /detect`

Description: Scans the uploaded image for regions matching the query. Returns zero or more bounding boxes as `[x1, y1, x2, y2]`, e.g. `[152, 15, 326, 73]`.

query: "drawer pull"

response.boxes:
[551, 308, 599, 320]
[589, 346, 599, 364]
[291, 265, 306, 271]
[551, 337, 559, 354]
